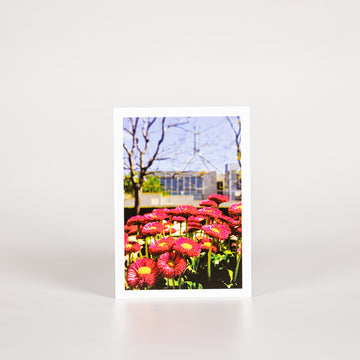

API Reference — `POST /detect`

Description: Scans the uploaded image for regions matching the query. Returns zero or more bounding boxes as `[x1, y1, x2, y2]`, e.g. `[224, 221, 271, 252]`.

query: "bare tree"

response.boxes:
[123, 117, 187, 214]
[226, 116, 242, 191]
[226, 116, 241, 169]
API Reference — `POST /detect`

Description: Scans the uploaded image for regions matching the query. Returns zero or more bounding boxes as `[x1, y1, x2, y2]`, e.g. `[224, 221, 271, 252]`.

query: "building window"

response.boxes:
[184, 177, 189, 191]
[178, 178, 183, 192]
[172, 178, 178, 194]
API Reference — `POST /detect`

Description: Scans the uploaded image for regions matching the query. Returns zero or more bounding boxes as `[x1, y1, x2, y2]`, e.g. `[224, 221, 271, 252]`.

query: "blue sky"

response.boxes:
[123, 116, 240, 174]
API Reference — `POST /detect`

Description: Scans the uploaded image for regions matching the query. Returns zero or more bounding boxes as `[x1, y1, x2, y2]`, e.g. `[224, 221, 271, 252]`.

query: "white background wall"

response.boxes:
[1, 1, 359, 359]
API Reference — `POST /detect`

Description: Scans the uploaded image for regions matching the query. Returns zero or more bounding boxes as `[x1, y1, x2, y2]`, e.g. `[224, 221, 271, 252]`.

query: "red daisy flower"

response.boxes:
[197, 207, 222, 218]
[167, 208, 179, 216]
[202, 224, 229, 241]
[208, 194, 229, 204]
[126, 215, 146, 226]
[218, 215, 239, 227]
[188, 216, 206, 223]
[125, 239, 141, 254]
[124, 225, 138, 235]
[141, 222, 165, 236]
[144, 212, 167, 221]
[148, 237, 175, 254]
[157, 252, 187, 278]
[188, 221, 202, 230]
[199, 200, 218, 207]
[172, 216, 186, 222]
[173, 237, 201, 257]
[152, 208, 169, 218]
[199, 237, 217, 253]
[175, 205, 198, 218]
[126, 258, 158, 289]
[228, 203, 242, 216]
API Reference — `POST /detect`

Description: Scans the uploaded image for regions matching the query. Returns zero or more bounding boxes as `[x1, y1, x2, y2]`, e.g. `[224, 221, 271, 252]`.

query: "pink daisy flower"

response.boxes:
[228, 203, 242, 216]
[202, 224, 230, 241]
[197, 207, 222, 218]
[157, 252, 187, 279]
[148, 237, 175, 254]
[173, 237, 201, 257]
[175, 205, 198, 218]
[199, 200, 218, 207]
[141, 222, 165, 236]
[126, 258, 158, 289]
[208, 194, 229, 204]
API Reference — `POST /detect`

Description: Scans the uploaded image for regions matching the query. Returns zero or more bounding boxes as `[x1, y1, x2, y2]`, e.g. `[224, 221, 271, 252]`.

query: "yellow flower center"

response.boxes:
[181, 243, 193, 250]
[203, 242, 211, 247]
[211, 228, 220, 233]
[137, 266, 151, 275]
[159, 242, 167, 247]
[125, 244, 132, 249]
[168, 261, 175, 268]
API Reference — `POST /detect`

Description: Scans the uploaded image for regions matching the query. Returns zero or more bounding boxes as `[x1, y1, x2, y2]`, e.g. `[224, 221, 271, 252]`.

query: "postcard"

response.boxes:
[114, 107, 251, 298]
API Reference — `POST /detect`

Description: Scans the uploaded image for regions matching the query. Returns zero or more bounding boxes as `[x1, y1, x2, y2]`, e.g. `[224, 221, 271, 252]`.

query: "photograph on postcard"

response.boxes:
[120, 114, 244, 292]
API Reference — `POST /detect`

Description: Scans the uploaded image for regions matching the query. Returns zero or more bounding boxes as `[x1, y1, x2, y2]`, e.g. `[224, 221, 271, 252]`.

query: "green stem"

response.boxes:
[172, 278, 176, 289]
[233, 252, 241, 286]
[191, 257, 195, 270]
[207, 238, 213, 283]
[145, 237, 149, 258]
[178, 275, 182, 289]
[185, 219, 188, 237]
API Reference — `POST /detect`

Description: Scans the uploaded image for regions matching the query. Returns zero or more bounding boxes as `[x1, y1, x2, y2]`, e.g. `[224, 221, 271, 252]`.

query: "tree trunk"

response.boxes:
[134, 183, 141, 215]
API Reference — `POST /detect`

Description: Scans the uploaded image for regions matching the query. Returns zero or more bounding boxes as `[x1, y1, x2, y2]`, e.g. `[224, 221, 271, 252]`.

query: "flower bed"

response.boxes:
[124, 195, 242, 290]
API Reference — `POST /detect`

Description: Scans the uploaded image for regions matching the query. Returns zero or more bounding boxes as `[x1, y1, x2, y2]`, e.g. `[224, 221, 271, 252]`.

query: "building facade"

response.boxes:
[153, 171, 217, 201]
[224, 163, 241, 201]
